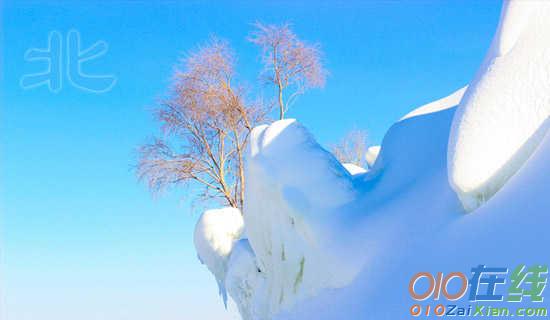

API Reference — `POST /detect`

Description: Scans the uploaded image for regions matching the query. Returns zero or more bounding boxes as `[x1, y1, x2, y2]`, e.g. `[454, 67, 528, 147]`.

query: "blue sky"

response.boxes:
[1, 1, 501, 319]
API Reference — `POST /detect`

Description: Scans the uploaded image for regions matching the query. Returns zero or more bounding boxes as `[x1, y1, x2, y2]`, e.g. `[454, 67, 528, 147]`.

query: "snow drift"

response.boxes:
[400, 86, 466, 122]
[448, 0, 550, 211]
[243, 119, 365, 318]
[225, 239, 267, 320]
[226, 96, 462, 318]
[364, 146, 380, 169]
[194, 207, 244, 306]
[273, 115, 550, 319]
[342, 163, 367, 175]
[194, 1, 550, 319]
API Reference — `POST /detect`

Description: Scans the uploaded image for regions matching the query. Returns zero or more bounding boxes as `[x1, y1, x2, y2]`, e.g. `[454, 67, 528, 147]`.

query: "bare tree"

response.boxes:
[249, 22, 327, 119]
[330, 129, 368, 168]
[137, 38, 264, 210]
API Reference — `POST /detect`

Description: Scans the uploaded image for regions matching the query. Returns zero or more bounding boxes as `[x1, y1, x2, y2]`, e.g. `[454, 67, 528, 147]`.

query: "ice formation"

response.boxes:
[193, 207, 244, 306]
[448, 0, 550, 211]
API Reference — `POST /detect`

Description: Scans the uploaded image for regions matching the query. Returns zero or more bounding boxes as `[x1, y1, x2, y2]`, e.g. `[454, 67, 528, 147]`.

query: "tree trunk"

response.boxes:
[237, 147, 245, 211]
[278, 81, 284, 119]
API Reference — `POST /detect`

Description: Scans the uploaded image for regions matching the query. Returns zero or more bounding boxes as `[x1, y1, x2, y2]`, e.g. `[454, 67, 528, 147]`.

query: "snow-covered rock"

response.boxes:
[193, 207, 244, 306]
[448, 0, 550, 211]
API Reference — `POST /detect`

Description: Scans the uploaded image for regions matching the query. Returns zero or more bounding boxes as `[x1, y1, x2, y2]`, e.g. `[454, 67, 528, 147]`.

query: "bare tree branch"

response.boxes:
[249, 22, 327, 119]
[330, 129, 368, 168]
[137, 38, 266, 210]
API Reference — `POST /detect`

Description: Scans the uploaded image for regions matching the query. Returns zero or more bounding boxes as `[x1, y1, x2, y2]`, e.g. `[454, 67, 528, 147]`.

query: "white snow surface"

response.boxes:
[200, 106, 550, 319]
[225, 239, 268, 320]
[448, 0, 550, 211]
[274, 117, 550, 319]
[193, 207, 244, 307]
[400, 86, 467, 121]
[245, 100, 548, 319]
[342, 163, 367, 175]
[243, 119, 364, 318]
[234, 98, 461, 319]
[364, 145, 380, 169]
[195, 1, 550, 318]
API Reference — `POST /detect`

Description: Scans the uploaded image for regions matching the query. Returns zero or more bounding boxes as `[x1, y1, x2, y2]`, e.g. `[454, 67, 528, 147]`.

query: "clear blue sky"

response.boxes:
[1, 1, 501, 319]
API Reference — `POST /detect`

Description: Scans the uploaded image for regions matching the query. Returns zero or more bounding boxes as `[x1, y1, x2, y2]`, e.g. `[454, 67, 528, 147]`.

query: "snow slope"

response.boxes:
[195, 1, 550, 318]
[230, 99, 461, 319]
[400, 86, 466, 121]
[274, 115, 550, 319]
[200, 102, 550, 319]
[448, 0, 550, 211]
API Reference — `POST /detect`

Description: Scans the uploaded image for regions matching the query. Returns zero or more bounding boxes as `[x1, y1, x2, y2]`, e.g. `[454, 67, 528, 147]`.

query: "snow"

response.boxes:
[195, 1, 550, 318]
[272, 109, 550, 320]
[342, 163, 367, 175]
[448, 0, 550, 211]
[237, 103, 460, 318]
[193, 207, 244, 307]
[225, 239, 267, 320]
[400, 86, 467, 121]
[246, 98, 452, 319]
[242, 119, 363, 318]
[364, 145, 380, 169]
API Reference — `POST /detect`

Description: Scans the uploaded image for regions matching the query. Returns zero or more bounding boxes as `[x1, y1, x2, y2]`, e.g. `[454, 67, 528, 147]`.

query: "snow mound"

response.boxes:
[223, 97, 459, 319]
[264, 99, 462, 320]
[274, 119, 550, 320]
[195, 2, 550, 318]
[400, 86, 466, 121]
[342, 163, 367, 175]
[193, 207, 244, 306]
[199, 93, 550, 319]
[225, 239, 267, 320]
[448, 0, 550, 211]
[243, 119, 365, 317]
[364, 145, 380, 169]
